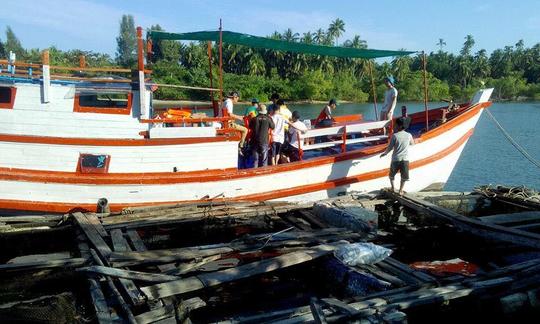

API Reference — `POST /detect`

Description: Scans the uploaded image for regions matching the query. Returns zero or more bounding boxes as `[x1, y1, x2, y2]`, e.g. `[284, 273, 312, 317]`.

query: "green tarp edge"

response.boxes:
[149, 30, 415, 59]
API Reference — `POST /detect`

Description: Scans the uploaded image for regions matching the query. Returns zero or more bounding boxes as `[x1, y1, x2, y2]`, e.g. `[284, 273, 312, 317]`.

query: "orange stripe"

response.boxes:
[0, 103, 485, 185]
[0, 128, 474, 213]
[0, 132, 240, 146]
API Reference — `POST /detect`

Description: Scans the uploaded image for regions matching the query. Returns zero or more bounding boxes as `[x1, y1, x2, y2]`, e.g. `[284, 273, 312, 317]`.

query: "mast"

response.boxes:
[368, 60, 378, 120]
[218, 19, 224, 105]
[422, 51, 429, 131]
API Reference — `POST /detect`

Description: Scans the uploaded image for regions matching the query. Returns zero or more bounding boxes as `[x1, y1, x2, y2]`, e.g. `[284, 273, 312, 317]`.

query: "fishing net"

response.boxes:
[0, 292, 79, 323]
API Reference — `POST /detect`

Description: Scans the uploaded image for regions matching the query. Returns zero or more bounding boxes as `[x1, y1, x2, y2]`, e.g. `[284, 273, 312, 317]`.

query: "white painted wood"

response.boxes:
[41, 65, 50, 103]
[149, 127, 216, 138]
[138, 71, 147, 118]
[0, 107, 484, 208]
[471, 88, 494, 104]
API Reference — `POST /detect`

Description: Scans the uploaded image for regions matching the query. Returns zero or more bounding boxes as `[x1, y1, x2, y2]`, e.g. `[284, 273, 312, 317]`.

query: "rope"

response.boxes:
[485, 109, 540, 169]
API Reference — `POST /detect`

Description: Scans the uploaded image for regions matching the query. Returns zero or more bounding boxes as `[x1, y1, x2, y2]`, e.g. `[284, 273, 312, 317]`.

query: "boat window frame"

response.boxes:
[74, 91, 133, 115]
[0, 86, 17, 109]
[77, 154, 111, 174]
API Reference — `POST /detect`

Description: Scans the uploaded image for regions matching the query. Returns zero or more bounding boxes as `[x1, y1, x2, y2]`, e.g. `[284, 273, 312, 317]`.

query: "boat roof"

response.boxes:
[149, 30, 415, 59]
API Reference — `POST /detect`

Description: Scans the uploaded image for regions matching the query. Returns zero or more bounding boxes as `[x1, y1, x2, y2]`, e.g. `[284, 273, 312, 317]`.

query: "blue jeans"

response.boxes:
[253, 142, 270, 168]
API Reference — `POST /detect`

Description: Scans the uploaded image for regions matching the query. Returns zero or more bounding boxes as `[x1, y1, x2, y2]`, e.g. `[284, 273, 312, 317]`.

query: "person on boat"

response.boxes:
[245, 98, 259, 118]
[282, 111, 308, 162]
[220, 91, 248, 150]
[380, 117, 415, 195]
[268, 93, 280, 112]
[251, 104, 275, 167]
[315, 98, 338, 128]
[380, 76, 398, 121]
[277, 99, 292, 131]
[269, 105, 286, 165]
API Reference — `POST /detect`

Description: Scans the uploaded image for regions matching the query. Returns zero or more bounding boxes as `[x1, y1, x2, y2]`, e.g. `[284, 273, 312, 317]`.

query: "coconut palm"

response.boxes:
[436, 38, 446, 52]
[327, 18, 345, 46]
[314, 28, 327, 45]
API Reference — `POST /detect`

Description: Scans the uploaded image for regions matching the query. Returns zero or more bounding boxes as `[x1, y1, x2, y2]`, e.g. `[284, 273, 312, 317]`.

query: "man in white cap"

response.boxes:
[380, 76, 398, 121]
[251, 104, 275, 167]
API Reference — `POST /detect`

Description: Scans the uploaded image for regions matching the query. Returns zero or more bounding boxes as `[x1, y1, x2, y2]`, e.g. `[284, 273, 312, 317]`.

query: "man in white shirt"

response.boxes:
[269, 105, 286, 165]
[380, 76, 398, 121]
[220, 91, 248, 150]
[283, 111, 308, 162]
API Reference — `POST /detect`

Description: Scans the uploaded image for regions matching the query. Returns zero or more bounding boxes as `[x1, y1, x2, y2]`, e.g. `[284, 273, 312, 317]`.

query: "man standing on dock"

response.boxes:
[380, 117, 414, 195]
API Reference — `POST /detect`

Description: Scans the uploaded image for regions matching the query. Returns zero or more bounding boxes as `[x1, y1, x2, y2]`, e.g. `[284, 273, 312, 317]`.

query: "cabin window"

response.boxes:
[78, 154, 111, 174]
[74, 91, 132, 115]
[0, 86, 16, 109]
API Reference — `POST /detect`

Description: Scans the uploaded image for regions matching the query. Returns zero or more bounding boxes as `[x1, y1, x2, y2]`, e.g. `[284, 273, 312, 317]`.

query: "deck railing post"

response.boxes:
[137, 26, 148, 119]
[422, 51, 429, 132]
[368, 60, 379, 120]
[341, 126, 347, 153]
[207, 41, 218, 116]
[41, 50, 50, 103]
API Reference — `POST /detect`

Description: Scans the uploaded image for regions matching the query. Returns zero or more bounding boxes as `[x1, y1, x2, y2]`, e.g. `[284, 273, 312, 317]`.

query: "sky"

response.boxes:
[1, 0, 539, 58]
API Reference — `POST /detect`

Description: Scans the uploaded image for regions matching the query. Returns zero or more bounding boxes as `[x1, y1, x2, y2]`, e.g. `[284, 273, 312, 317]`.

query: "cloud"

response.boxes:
[0, 0, 156, 53]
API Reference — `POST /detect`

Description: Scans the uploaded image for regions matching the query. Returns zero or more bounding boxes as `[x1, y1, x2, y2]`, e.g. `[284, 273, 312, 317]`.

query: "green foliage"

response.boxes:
[4, 17, 540, 102]
[5, 26, 25, 59]
[116, 15, 137, 67]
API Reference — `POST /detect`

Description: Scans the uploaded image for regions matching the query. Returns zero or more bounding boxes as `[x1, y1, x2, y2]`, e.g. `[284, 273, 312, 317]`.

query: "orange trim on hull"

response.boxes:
[0, 132, 240, 146]
[0, 129, 474, 213]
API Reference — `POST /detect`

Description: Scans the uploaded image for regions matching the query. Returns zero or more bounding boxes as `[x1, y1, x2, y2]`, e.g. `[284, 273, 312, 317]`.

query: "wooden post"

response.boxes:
[219, 19, 224, 105]
[368, 60, 378, 120]
[207, 41, 218, 116]
[137, 26, 148, 119]
[422, 51, 429, 132]
[41, 50, 50, 103]
[341, 126, 347, 153]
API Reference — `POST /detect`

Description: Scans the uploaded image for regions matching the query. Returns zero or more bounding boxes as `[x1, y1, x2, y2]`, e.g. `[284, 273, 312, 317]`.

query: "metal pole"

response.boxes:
[368, 60, 378, 120]
[219, 19, 224, 105]
[207, 41, 217, 116]
[422, 51, 429, 131]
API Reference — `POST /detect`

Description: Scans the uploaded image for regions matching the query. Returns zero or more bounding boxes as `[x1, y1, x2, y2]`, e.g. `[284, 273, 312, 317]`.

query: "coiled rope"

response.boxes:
[485, 108, 540, 169]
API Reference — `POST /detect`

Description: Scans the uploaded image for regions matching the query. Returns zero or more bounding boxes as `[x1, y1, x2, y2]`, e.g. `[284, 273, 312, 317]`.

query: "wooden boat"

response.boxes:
[0, 27, 494, 213]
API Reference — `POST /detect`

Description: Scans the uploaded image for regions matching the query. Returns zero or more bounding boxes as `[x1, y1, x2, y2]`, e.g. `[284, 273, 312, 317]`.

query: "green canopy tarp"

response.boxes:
[149, 30, 415, 59]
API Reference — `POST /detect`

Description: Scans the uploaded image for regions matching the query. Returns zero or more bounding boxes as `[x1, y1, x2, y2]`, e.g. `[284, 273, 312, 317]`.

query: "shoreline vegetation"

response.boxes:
[2, 15, 540, 103]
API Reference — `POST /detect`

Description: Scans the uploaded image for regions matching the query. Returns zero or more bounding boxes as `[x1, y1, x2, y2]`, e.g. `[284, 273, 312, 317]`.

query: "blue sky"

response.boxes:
[1, 0, 539, 57]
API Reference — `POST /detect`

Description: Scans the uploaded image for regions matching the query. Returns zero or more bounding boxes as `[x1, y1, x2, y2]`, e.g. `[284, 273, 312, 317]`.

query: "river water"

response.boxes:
[284, 102, 540, 192]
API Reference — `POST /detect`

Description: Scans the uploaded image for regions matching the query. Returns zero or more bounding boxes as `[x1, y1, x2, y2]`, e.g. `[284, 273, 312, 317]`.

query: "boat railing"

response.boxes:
[0, 54, 152, 84]
[300, 120, 390, 153]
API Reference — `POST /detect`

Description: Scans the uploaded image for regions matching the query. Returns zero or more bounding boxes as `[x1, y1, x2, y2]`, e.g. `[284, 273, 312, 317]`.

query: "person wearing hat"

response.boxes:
[380, 76, 398, 121]
[250, 104, 275, 167]
[315, 98, 338, 128]
[245, 98, 259, 118]
[220, 91, 248, 150]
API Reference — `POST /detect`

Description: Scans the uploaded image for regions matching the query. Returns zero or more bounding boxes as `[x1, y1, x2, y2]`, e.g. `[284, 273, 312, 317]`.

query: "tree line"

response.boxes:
[2, 15, 540, 102]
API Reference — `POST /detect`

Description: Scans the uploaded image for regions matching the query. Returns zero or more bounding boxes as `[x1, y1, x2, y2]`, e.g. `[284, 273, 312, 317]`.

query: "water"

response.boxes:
[279, 101, 540, 192]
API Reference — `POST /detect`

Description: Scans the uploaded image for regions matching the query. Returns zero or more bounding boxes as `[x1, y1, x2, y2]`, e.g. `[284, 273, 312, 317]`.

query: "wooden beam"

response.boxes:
[478, 211, 540, 225]
[0, 258, 87, 272]
[78, 266, 179, 283]
[134, 304, 175, 324]
[72, 212, 112, 261]
[141, 244, 342, 300]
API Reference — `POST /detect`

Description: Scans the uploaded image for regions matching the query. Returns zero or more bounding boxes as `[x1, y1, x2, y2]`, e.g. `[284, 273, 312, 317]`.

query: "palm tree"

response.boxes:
[344, 35, 367, 49]
[328, 18, 345, 46]
[248, 53, 265, 76]
[460, 35, 475, 57]
[391, 52, 412, 82]
[314, 28, 326, 45]
[436, 38, 446, 52]
[282, 28, 299, 42]
[302, 32, 314, 44]
[473, 49, 490, 79]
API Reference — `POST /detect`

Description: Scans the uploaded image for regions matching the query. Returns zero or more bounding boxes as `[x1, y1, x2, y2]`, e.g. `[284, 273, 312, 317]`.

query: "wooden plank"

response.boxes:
[479, 211, 540, 225]
[88, 279, 114, 323]
[126, 230, 176, 273]
[385, 191, 540, 249]
[78, 266, 179, 283]
[134, 304, 175, 324]
[85, 214, 109, 237]
[111, 229, 130, 252]
[309, 298, 328, 324]
[0, 258, 87, 272]
[298, 210, 330, 229]
[73, 212, 112, 261]
[141, 244, 341, 300]
[177, 297, 207, 322]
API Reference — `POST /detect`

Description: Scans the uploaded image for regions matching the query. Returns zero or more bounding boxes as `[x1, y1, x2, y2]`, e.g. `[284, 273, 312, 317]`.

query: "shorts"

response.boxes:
[271, 142, 282, 157]
[389, 160, 409, 181]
